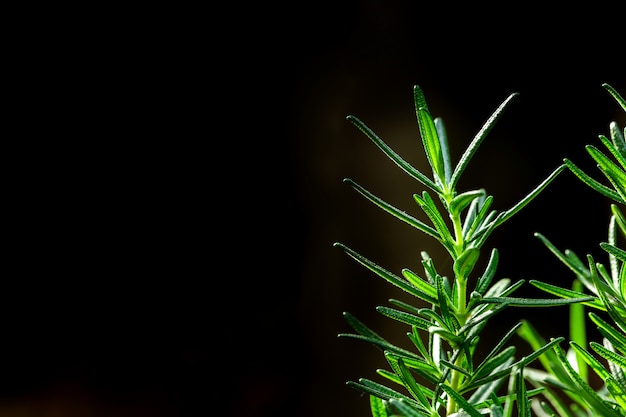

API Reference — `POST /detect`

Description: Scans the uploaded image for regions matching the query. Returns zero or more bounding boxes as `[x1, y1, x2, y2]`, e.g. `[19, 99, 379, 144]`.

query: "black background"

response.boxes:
[3, 2, 625, 417]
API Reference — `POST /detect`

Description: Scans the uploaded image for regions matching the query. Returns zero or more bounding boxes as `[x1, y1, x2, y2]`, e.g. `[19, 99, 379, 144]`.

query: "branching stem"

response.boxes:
[447, 197, 470, 414]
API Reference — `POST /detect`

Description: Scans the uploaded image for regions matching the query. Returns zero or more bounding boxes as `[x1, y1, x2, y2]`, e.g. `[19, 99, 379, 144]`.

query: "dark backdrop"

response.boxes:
[226, 3, 626, 417]
[3, 2, 625, 417]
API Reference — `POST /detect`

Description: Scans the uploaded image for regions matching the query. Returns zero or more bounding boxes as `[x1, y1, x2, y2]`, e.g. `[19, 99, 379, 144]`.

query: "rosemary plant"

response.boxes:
[518, 83, 626, 416]
[334, 85, 592, 417]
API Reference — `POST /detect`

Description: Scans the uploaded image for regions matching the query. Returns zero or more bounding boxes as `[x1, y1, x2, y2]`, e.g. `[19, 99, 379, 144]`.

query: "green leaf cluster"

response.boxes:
[518, 84, 626, 416]
[334, 85, 577, 416]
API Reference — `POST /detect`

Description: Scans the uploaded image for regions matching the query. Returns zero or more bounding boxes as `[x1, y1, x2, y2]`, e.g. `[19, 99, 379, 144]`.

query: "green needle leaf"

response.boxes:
[601, 242, 626, 263]
[435, 117, 453, 185]
[484, 278, 525, 298]
[589, 312, 626, 355]
[343, 178, 443, 240]
[415, 100, 445, 186]
[370, 395, 389, 417]
[480, 296, 596, 307]
[474, 323, 522, 377]
[449, 189, 486, 217]
[417, 309, 448, 330]
[589, 258, 626, 333]
[463, 193, 494, 242]
[346, 115, 441, 193]
[436, 274, 457, 332]
[388, 398, 429, 417]
[534, 233, 593, 281]
[564, 158, 625, 203]
[450, 92, 519, 190]
[571, 341, 613, 381]
[588, 145, 626, 201]
[611, 205, 626, 240]
[376, 306, 431, 331]
[402, 269, 438, 304]
[604, 83, 626, 112]
[475, 248, 499, 295]
[517, 365, 531, 417]
[453, 247, 480, 280]
[529, 280, 604, 310]
[599, 134, 626, 171]
[552, 342, 623, 416]
[392, 356, 433, 409]
[496, 164, 567, 227]
[570, 279, 588, 382]
[349, 378, 415, 404]
[463, 337, 564, 393]
[414, 191, 455, 254]
[333, 242, 444, 303]
[439, 384, 483, 417]
[589, 341, 626, 371]
[339, 312, 420, 359]
[473, 346, 516, 380]
[609, 121, 626, 160]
